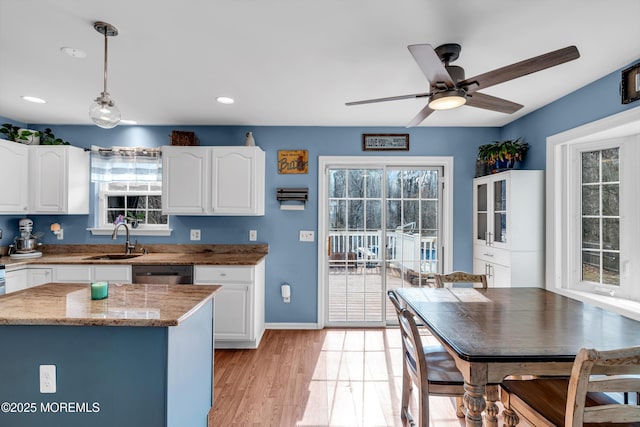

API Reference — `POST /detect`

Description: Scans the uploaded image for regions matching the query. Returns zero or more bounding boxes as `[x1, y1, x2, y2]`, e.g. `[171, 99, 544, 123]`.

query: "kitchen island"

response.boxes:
[0, 282, 220, 427]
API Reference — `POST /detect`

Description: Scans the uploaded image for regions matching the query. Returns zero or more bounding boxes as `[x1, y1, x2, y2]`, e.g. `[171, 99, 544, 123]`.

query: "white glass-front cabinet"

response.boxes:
[472, 170, 544, 287]
[0, 139, 29, 213]
[29, 146, 89, 214]
[162, 146, 265, 216]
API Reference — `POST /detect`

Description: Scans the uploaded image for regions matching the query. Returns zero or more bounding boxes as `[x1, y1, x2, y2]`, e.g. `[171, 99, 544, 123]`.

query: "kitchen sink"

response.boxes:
[84, 254, 142, 260]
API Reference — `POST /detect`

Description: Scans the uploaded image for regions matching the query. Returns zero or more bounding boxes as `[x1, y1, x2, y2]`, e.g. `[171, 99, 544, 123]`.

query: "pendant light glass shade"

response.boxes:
[89, 92, 121, 129]
[89, 22, 121, 128]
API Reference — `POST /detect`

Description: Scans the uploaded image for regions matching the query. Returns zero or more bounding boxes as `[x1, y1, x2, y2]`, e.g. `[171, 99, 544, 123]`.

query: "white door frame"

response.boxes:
[317, 156, 454, 328]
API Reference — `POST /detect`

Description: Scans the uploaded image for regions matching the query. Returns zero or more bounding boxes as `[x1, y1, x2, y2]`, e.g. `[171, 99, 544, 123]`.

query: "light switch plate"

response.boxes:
[249, 230, 257, 241]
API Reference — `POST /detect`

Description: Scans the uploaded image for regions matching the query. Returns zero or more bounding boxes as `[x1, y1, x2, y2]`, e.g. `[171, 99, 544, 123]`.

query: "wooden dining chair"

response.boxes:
[500, 346, 640, 426]
[387, 290, 466, 425]
[434, 271, 488, 288]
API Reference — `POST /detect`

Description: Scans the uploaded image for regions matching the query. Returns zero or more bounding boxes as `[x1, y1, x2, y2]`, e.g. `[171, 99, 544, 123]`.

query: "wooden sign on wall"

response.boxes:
[278, 150, 308, 174]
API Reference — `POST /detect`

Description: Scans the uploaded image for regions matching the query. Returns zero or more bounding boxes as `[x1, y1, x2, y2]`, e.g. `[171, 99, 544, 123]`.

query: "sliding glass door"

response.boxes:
[323, 160, 444, 326]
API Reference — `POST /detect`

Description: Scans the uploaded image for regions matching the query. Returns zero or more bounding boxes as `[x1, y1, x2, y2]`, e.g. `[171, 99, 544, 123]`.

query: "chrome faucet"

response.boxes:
[112, 222, 136, 255]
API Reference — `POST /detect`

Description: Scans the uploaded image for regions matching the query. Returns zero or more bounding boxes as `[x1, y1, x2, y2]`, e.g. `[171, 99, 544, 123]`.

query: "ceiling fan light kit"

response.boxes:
[428, 88, 467, 110]
[89, 21, 121, 129]
[346, 43, 580, 126]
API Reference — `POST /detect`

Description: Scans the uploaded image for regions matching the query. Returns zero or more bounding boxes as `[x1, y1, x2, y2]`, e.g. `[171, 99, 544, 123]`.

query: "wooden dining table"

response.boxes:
[395, 287, 640, 427]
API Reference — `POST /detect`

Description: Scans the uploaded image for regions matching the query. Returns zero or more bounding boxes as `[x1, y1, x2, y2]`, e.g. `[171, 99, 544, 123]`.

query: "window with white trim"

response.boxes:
[97, 181, 168, 230]
[565, 136, 640, 300]
[90, 146, 171, 235]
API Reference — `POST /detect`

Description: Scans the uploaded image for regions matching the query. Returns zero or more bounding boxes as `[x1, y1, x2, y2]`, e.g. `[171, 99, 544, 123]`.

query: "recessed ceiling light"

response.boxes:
[119, 119, 138, 125]
[21, 96, 46, 104]
[216, 96, 234, 104]
[60, 47, 87, 58]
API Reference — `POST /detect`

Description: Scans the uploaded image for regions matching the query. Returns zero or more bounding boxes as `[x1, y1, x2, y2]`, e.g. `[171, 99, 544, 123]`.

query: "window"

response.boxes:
[580, 148, 620, 286]
[98, 182, 168, 229]
[547, 108, 640, 307]
[90, 146, 171, 236]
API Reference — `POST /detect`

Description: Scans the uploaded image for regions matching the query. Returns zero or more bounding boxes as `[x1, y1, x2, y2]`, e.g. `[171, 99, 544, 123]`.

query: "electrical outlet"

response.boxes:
[249, 230, 257, 241]
[190, 229, 201, 241]
[40, 365, 56, 394]
[299, 230, 315, 242]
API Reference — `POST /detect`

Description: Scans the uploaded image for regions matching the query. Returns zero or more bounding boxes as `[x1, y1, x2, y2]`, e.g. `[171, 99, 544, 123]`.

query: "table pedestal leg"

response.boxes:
[485, 385, 499, 427]
[502, 408, 520, 427]
[463, 382, 486, 427]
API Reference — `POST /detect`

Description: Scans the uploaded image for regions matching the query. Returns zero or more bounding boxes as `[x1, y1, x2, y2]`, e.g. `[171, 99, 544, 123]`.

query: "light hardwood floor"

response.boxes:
[209, 328, 514, 427]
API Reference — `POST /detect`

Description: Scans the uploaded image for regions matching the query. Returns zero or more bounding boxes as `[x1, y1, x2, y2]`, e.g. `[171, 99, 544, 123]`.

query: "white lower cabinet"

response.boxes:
[194, 260, 265, 349]
[27, 266, 53, 287]
[5, 268, 28, 293]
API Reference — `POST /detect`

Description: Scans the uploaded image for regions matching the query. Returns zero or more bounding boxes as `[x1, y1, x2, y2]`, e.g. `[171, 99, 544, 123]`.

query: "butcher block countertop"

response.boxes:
[0, 243, 268, 268]
[0, 282, 221, 327]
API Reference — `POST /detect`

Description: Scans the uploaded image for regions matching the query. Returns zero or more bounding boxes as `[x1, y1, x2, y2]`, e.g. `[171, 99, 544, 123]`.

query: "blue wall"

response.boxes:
[1, 57, 638, 324]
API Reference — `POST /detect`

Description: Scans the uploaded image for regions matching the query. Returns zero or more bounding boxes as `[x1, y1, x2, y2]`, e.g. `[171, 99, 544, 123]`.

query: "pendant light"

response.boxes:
[89, 21, 121, 128]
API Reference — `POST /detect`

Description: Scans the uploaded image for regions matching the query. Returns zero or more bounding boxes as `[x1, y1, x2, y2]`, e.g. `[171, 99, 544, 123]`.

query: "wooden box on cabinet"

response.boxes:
[472, 170, 544, 287]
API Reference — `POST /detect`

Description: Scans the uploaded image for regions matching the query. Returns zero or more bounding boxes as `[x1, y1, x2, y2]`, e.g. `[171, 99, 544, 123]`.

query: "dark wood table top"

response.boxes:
[396, 287, 640, 363]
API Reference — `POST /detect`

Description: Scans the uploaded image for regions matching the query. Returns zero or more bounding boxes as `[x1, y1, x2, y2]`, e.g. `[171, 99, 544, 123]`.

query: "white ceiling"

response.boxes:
[1, 1, 638, 128]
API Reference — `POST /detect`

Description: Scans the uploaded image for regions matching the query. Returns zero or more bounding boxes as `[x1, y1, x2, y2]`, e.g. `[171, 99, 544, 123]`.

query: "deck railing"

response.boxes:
[328, 229, 437, 274]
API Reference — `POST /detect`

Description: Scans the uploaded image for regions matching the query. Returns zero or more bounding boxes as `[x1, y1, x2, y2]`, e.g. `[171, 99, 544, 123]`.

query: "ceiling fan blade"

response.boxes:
[466, 92, 523, 114]
[408, 44, 455, 88]
[459, 45, 580, 93]
[345, 92, 430, 106]
[406, 104, 435, 127]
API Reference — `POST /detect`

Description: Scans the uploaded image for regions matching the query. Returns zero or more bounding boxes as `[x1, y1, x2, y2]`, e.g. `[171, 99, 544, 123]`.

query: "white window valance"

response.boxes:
[90, 146, 162, 182]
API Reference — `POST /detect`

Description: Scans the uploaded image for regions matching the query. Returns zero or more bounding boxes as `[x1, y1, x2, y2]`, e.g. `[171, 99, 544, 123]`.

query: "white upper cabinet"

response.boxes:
[0, 139, 89, 214]
[0, 139, 29, 213]
[162, 146, 209, 214]
[162, 146, 265, 216]
[29, 145, 89, 214]
[209, 147, 265, 215]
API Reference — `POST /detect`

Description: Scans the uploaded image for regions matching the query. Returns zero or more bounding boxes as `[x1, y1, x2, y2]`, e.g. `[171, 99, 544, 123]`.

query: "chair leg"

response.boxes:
[401, 364, 411, 426]
[455, 396, 465, 418]
[418, 380, 429, 427]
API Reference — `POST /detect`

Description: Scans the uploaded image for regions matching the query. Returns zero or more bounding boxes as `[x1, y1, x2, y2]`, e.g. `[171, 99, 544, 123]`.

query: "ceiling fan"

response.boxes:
[346, 43, 580, 127]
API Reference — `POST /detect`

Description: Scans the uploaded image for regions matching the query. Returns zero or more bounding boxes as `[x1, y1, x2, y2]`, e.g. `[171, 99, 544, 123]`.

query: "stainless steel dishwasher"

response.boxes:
[131, 265, 193, 284]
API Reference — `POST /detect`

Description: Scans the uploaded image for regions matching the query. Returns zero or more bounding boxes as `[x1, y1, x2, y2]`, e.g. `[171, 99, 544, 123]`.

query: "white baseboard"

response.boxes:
[265, 322, 321, 330]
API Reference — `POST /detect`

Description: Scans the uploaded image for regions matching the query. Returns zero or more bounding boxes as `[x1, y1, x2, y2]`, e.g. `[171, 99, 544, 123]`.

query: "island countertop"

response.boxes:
[0, 282, 221, 327]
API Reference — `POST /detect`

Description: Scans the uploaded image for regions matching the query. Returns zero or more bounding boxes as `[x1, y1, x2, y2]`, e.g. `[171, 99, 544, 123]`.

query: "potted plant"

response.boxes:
[0, 123, 20, 141]
[125, 211, 144, 228]
[40, 128, 70, 145]
[477, 138, 529, 174]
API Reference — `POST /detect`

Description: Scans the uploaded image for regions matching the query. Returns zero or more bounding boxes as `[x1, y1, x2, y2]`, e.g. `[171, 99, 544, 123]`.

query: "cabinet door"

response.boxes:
[492, 178, 508, 246]
[0, 139, 29, 213]
[6, 269, 28, 293]
[30, 146, 66, 213]
[162, 146, 208, 214]
[94, 265, 132, 283]
[54, 265, 93, 283]
[214, 283, 251, 341]
[473, 174, 509, 249]
[210, 147, 265, 215]
[28, 268, 53, 287]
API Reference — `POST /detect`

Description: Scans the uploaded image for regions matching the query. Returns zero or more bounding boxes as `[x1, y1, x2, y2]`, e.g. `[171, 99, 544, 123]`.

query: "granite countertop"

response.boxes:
[0, 282, 221, 327]
[0, 243, 268, 268]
